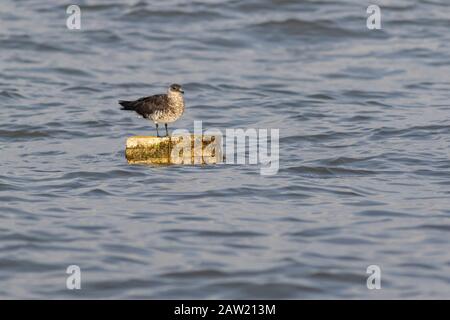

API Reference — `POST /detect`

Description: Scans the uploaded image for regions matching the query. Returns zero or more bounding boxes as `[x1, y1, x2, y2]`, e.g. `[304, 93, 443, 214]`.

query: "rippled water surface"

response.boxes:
[1, 0, 450, 299]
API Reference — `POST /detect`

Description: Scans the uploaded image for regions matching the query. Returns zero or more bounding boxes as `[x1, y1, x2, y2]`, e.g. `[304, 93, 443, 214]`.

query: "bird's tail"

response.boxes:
[119, 100, 136, 110]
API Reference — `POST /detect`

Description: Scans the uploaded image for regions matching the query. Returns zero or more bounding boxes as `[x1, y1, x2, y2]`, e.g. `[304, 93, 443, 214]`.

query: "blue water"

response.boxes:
[0, 0, 449, 299]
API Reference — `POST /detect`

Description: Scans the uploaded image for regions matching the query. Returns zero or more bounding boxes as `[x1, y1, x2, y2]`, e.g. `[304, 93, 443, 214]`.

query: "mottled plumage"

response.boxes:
[119, 84, 185, 137]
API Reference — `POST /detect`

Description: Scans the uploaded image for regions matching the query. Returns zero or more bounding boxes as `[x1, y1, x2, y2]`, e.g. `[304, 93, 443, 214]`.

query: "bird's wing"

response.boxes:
[132, 94, 168, 117]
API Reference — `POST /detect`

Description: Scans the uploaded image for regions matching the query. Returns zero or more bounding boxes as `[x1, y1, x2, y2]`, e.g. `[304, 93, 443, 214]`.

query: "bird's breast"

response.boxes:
[168, 97, 185, 114]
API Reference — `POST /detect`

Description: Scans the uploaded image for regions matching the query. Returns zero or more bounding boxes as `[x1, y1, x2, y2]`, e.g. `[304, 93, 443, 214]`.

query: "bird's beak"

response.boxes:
[180, 90, 185, 94]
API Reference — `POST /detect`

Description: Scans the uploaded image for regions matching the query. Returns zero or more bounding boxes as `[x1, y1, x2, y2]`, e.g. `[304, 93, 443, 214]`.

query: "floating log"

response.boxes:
[125, 135, 223, 165]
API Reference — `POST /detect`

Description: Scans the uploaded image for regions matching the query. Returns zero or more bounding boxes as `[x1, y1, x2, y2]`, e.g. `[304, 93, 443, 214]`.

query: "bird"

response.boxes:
[119, 84, 185, 137]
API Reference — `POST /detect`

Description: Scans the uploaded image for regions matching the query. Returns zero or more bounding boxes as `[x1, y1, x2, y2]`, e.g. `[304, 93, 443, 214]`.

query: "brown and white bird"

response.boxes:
[119, 84, 185, 137]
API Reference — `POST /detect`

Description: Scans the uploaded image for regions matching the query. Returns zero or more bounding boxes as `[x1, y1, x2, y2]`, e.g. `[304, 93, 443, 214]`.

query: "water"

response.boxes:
[0, 0, 449, 299]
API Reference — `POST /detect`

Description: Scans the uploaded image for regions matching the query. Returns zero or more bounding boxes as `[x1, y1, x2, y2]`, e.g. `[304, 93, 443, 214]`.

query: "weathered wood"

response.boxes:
[125, 135, 223, 164]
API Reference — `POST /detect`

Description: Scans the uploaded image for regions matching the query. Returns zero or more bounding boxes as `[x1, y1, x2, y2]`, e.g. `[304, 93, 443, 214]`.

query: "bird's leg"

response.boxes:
[165, 123, 169, 137]
[155, 123, 160, 137]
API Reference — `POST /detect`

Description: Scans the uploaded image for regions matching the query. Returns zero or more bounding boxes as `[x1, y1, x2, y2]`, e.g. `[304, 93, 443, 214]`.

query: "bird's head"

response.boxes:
[168, 83, 184, 95]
